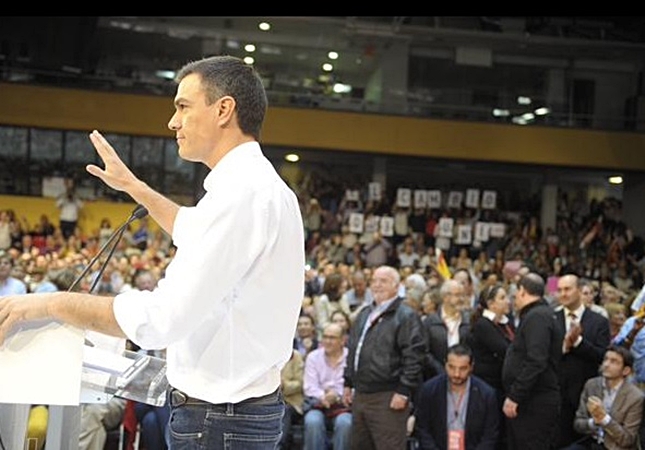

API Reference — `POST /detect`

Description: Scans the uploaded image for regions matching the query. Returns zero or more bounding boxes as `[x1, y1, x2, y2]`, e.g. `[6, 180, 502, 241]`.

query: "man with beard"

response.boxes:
[415, 343, 499, 450]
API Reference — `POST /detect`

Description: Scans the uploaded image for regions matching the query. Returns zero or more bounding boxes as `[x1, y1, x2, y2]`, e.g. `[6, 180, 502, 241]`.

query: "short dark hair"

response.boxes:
[447, 343, 473, 364]
[518, 272, 545, 297]
[607, 344, 634, 369]
[175, 55, 267, 140]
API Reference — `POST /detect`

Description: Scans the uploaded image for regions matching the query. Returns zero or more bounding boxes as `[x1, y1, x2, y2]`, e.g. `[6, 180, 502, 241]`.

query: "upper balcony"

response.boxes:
[2, 16, 645, 132]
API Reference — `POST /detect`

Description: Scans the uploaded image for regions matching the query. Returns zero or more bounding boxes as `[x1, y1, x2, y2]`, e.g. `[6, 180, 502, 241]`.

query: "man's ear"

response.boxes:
[622, 366, 632, 378]
[216, 96, 236, 125]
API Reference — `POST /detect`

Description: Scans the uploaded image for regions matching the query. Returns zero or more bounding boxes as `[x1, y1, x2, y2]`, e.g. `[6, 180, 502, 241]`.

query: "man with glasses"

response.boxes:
[303, 322, 352, 450]
[423, 279, 471, 378]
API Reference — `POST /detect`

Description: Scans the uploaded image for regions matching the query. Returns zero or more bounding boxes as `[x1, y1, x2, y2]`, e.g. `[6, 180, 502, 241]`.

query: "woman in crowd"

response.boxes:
[467, 283, 515, 449]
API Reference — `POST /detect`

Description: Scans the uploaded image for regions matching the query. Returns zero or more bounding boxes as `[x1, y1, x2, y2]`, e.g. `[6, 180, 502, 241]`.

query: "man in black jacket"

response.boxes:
[343, 265, 426, 450]
[502, 272, 563, 450]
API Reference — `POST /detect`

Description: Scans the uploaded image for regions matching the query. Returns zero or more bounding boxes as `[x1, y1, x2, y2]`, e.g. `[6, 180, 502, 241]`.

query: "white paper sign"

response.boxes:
[455, 224, 473, 245]
[447, 191, 463, 209]
[481, 190, 497, 209]
[414, 190, 427, 209]
[349, 212, 364, 234]
[465, 189, 480, 208]
[42, 176, 67, 198]
[380, 216, 394, 237]
[345, 189, 359, 201]
[438, 217, 454, 238]
[474, 222, 491, 242]
[490, 222, 506, 238]
[396, 188, 411, 208]
[368, 182, 381, 201]
[427, 190, 442, 209]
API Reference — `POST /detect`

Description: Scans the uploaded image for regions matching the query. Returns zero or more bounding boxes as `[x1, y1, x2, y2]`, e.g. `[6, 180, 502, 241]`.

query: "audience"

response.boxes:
[3, 182, 645, 450]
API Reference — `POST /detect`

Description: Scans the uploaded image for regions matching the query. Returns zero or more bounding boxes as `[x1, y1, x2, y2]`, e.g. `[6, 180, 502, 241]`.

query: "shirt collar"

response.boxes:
[563, 303, 586, 319]
[203, 141, 262, 191]
[482, 308, 508, 324]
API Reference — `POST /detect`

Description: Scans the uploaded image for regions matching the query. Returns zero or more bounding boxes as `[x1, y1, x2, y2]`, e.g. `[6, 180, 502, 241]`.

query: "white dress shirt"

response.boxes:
[114, 141, 305, 404]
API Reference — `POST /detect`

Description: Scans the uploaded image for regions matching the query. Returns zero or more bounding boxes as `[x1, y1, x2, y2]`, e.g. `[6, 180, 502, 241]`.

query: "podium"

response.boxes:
[0, 325, 168, 450]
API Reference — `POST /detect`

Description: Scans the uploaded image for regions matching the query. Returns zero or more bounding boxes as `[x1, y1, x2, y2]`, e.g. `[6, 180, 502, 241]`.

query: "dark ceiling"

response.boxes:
[2, 16, 645, 98]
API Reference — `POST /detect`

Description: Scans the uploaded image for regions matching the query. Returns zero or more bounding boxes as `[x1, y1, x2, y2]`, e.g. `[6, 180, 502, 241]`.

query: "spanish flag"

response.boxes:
[435, 248, 451, 280]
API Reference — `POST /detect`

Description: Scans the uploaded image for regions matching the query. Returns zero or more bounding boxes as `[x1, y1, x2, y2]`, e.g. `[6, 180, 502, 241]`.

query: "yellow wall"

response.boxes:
[1, 82, 644, 171]
[0, 195, 141, 237]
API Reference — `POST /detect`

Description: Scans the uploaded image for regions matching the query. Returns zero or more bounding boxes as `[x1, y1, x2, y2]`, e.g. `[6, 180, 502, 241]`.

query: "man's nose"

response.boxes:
[168, 113, 180, 130]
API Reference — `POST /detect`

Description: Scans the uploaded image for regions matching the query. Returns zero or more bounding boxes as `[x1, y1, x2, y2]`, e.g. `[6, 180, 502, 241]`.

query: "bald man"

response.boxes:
[554, 273, 610, 448]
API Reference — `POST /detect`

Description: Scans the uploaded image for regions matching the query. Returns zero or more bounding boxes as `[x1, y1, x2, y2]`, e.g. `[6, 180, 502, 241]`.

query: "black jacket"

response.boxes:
[423, 309, 471, 379]
[468, 315, 514, 391]
[415, 374, 500, 450]
[502, 298, 563, 405]
[344, 297, 426, 398]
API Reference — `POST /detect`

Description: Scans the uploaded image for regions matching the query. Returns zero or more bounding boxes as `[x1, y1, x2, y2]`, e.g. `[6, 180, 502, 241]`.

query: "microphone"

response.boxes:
[130, 204, 149, 221]
[67, 204, 148, 293]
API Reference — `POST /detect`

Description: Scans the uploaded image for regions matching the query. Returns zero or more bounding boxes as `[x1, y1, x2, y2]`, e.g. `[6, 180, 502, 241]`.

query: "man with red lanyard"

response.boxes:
[414, 343, 500, 450]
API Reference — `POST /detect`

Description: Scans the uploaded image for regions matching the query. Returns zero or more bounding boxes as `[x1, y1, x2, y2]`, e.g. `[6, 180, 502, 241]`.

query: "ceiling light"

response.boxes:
[328, 51, 339, 60]
[608, 176, 623, 185]
[155, 69, 176, 80]
[521, 112, 535, 121]
[244, 44, 256, 53]
[534, 107, 550, 116]
[512, 116, 527, 125]
[517, 96, 532, 105]
[243, 56, 255, 65]
[259, 22, 271, 31]
[285, 153, 300, 162]
[322, 63, 333, 72]
[109, 20, 132, 30]
[333, 83, 352, 94]
[492, 108, 510, 117]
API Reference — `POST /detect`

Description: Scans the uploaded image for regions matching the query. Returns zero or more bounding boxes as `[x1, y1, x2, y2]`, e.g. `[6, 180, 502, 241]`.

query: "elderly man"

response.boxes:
[343, 265, 426, 450]
[423, 279, 471, 378]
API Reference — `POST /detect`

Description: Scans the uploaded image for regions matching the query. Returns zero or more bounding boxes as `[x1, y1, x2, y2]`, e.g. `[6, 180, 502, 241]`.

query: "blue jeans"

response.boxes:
[167, 389, 284, 449]
[303, 409, 352, 450]
[135, 402, 171, 449]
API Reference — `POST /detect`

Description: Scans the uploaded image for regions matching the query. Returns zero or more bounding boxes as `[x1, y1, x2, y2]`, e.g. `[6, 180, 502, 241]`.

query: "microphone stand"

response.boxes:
[67, 204, 149, 294]
[66, 205, 148, 347]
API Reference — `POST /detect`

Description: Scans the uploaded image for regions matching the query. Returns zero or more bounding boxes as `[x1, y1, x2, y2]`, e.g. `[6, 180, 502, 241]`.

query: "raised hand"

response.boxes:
[86, 130, 140, 193]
